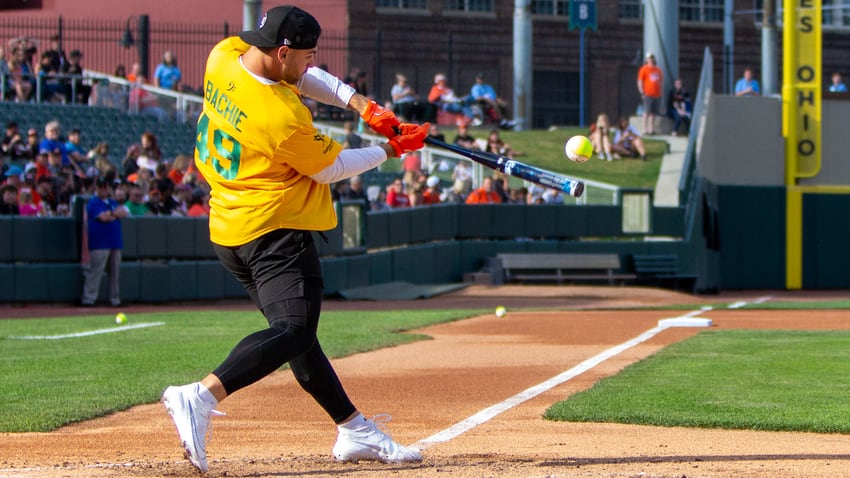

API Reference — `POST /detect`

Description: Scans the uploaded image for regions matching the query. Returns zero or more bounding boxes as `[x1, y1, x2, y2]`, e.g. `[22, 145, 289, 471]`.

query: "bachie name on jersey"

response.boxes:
[205, 80, 248, 132]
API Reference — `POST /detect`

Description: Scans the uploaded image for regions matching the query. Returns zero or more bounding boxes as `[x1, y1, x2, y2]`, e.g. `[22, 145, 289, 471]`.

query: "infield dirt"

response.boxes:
[1, 285, 849, 477]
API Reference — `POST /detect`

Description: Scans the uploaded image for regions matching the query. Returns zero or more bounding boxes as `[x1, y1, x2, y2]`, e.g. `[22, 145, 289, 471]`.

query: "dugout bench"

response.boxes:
[490, 253, 636, 286]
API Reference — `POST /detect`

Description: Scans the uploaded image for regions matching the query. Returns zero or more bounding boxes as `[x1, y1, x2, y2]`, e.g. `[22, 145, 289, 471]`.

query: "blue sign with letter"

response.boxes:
[569, 0, 597, 31]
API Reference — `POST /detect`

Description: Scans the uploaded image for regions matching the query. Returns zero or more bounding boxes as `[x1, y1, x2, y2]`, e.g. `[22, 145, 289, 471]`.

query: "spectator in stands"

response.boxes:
[21, 128, 39, 161]
[386, 178, 410, 208]
[470, 73, 514, 129]
[126, 132, 163, 178]
[124, 183, 150, 216]
[452, 123, 479, 150]
[3, 165, 22, 187]
[172, 183, 192, 216]
[429, 73, 477, 126]
[62, 49, 91, 104]
[65, 128, 89, 171]
[36, 51, 65, 103]
[426, 124, 445, 144]
[443, 179, 467, 203]
[541, 188, 564, 204]
[114, 64, 127, 79]
[344, 67, 369, 97]
[407, 183, 425, 207]
[491, 175, 510, 203]
[126, 62, 140, 83]
[342, 175, 368, 201]
[465, 176, 502, 204]
[510, 186, 528, 204]
[341, 121, 363, 149]
[485, 129, 513, 157]
[144, 186, 170, 215]
[422, 176, 442, 205]
[87, 141, 110, 164]
[17, 189, 41, 216]
[130, 76, 168, 121]
[154, 50, 182, 90]
[829, 72, 847, 93]
[187, 187, 210, 217]
[390, 73, 426, 122]
[637, 52, 664, 135]
[39, 121, 70, 166]
[2, 121, 25, 161]
[44, 34, 67, 72]
[612, 116, 648, 161]
[0, 184, 20, 215]
[8, 45, 35, 102]
[81, 177, 127, 307]
[667, 78, 691, 136]
[168, 154, 191, 185]
[589, 113, 613, 161]
[402, 150, 422, 192]
[734, 68, 760, 97]
[452, 160, 472, 195]
[0, 45, 12, 101]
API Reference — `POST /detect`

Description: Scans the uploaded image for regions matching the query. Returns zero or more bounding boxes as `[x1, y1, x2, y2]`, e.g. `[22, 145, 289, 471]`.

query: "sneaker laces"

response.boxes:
[369, 413, 393, 432]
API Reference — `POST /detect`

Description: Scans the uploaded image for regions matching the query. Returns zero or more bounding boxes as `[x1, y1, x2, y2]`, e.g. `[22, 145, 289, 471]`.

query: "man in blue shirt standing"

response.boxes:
[81, 177, 128, 307]
[735, 68, 761, 97]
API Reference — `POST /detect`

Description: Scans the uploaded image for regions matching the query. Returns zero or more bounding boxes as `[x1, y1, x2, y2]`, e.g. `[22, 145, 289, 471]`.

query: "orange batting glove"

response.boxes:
[388, 122, 430, 157]
[361, 100, 401, 138]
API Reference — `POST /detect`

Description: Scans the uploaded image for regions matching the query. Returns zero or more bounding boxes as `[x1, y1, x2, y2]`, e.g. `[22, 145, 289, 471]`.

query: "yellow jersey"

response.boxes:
[195, 37, 343, 247]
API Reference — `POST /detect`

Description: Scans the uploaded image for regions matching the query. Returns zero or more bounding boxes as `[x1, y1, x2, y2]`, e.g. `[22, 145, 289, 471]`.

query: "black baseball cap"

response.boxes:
[238, 5, 321, 50]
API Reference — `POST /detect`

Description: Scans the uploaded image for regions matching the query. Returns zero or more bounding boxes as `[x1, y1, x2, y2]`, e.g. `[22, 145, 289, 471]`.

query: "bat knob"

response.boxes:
[572, 182, 585, 198]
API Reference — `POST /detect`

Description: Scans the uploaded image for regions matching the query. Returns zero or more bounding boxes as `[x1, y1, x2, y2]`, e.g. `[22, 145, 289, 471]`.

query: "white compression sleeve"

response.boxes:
[298, 67, 356, 110]
[309, 146, 388, 184]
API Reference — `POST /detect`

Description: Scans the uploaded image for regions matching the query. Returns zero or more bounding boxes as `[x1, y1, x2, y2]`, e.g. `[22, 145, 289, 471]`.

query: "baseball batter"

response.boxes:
[161, 5, 428, 473]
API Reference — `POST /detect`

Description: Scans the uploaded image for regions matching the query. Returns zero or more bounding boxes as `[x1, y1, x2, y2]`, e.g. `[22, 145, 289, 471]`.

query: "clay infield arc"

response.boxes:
[1, 285, 849, 478]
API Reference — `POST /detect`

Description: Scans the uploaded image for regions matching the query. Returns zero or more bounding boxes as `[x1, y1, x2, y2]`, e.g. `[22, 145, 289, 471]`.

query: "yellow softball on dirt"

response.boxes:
[495, 306, 507, 318]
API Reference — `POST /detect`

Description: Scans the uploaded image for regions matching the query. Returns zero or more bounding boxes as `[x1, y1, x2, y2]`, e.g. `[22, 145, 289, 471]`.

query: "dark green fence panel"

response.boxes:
[652, 207, 686, 236]
[457, 205, 495, 239]
[386, 208, 412, 246]
[320, 257, 348, 295]
[166, 217, 197, 259]
[428, 203, 458, 241]
[120, 262, 141, 302]
[345, 254, 371, 289]
[803, 193, 850, 288]
[556, 206, 588, 237]
[0, 264, 12, 301]
[409, 206, 433, 244]
[121, 217, 138, 259]
[48, 263, 83, 302]
[366, 211, 390, 249]
[392, 244, 436, 284]
[13, 264, 52, 301]
[134, 217, 168, 258]
[492, 204, 526, 239]
[138, 262, 170, 302]
[168, 261, 198, 300]
[717, 185, 785, 289]
[582, 206, 621, 236]
[526, 240, 560, 253]
[194, 219, 215, 259]
[13, 217, 78, 262]
[368, 250, 393, 285]
[433, 241, 462, 283]
[526, 205, 561, 237]
[0, 216, 12, 262]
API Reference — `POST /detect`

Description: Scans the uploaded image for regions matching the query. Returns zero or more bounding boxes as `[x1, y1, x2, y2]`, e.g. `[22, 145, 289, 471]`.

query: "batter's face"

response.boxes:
[278, 46, 317, 84]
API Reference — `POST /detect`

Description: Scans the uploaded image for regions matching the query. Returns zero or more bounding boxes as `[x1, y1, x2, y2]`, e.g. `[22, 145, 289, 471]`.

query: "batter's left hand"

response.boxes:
[361, 100, 400, 138]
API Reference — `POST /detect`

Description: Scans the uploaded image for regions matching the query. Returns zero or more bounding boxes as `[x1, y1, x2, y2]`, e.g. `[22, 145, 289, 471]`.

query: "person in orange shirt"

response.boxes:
[637, 52, 663, 136]
[422, 176, 442, 204]
[465, 176, 502, 204]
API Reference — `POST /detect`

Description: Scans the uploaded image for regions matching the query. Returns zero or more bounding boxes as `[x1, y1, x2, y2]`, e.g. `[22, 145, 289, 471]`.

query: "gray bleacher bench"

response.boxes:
[491, 253, 636, 285]
[631, 254, 698, 291]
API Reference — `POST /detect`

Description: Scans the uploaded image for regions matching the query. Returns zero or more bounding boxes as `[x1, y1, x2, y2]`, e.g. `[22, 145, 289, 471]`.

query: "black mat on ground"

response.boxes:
[338, 281, 470, 301]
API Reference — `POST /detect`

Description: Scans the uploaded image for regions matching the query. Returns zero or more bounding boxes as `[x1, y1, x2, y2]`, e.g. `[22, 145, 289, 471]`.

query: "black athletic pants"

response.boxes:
[212, 228, 356, 423]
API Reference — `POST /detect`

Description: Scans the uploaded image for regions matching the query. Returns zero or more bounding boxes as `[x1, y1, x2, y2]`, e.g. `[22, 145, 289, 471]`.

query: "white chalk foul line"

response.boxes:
[412, 324, 668, 450]
[8, 322, 165, 340]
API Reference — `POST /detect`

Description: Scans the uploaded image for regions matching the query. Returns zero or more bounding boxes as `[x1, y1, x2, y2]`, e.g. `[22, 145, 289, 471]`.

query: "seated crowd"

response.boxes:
[0, 118, 209, 218]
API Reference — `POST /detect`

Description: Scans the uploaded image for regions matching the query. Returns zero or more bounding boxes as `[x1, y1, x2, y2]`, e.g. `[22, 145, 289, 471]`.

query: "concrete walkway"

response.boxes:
[652, 134, 688, 206]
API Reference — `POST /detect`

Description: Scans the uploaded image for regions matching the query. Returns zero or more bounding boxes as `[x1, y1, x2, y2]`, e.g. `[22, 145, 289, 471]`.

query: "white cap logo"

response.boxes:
[259, 13, 268, 29]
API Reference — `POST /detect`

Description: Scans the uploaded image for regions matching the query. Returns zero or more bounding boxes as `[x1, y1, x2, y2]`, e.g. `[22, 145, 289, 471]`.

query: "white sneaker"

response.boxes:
[161, 384, 224, 473]
[333, 415, 422, 464]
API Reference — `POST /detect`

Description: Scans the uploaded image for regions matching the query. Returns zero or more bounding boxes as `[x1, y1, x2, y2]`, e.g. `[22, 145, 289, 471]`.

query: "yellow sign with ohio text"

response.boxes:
[783, 0, 821, 181]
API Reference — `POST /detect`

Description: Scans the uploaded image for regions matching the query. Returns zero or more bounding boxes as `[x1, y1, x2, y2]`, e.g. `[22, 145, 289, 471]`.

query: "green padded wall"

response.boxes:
[0, 216, 11, 262]
[366, 211, 390, 249]
[527, 205, 562, 237]
[165, 218, 197, 259]
[457, 205, 495, 239]
[428, 203, 457, 241]
[13, 217, 78, 262]
[0, 264, 12, 301]
[803, 193, 850, 288]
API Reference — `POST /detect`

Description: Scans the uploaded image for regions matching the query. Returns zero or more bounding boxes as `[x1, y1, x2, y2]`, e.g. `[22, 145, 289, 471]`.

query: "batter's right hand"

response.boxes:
[388, 122, 430, 157]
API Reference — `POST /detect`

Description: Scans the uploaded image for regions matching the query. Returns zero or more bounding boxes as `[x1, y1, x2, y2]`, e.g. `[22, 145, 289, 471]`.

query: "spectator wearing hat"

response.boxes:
[81, 177, 127, 306]
[428, 73, 478, 126]
[62, 49, 91, 104]
[3, 165, 23, 186]
[2, 121, 27, 161]
[0, 183, 19, 215]
[423, 176, 442, 205]
[470, 73, 514, 129]
[637, 52, 663, 135]
[187, 187, 210, 217]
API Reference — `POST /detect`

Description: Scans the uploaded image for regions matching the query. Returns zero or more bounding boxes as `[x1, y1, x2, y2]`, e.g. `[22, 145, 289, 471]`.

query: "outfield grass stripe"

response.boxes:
[413, 323, 672, 450]
[8, 322, 165, 340]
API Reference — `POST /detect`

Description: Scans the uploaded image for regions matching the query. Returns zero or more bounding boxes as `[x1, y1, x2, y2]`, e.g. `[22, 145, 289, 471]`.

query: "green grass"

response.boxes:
[0, 309, 481, 432]
[379, 127, 668, 189]
[545, 330, 850, 433]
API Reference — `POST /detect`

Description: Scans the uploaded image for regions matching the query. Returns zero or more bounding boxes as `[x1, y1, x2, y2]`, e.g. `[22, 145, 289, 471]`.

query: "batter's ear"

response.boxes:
[277, 46, 289, 61]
